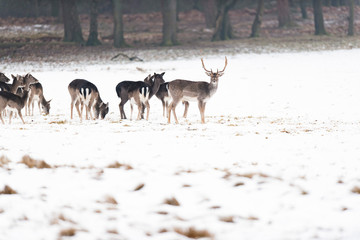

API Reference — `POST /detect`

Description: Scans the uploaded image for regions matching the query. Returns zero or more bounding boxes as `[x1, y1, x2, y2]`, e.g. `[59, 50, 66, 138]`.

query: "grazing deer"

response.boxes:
[68, 79, 109, 121]
[116, 73, 164, 120]
[167, 57, 227, 124]
[0, 73, 10, 83]
[27, 83, 51, 116]
[0, 74, 39, 124]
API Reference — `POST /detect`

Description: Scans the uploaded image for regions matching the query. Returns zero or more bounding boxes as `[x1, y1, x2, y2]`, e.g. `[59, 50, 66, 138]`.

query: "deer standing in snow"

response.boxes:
[0, 74, 39, 124]
[116, 73, 164, 120]
[68, 79, 109, 121]
[27, 82, 51, 116]
[167, 57, 227, 124]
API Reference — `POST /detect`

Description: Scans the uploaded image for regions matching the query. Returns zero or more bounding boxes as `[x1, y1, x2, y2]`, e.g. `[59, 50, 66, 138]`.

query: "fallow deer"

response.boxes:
[167, 57, 227, 124]
[68, 79, 109, 121]
[0, 74, 39, 124]
[0, 74, 24, 93]
[156, 82, 190, 118]
[27, 82, 51, 116]
[116, 73, 164, 120]
[0, 73, 10, 83]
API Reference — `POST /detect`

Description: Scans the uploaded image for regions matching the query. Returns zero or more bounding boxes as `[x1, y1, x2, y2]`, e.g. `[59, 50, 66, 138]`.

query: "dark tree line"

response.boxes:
[0, 0, 357, 47]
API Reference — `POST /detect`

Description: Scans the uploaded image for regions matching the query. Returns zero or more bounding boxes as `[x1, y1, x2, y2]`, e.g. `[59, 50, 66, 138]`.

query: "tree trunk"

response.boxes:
[312, 0, 327, 35]
[348, 0, 355, 36]
[277, 0, 292, 27]
[200, 0, 217, 28]
[300, 0, 308, 19]
[60, 0, 84, 43]
[161, 0, 178, 46]
[86, 0, 101, 46]
[113, 0, 127, 48]
[250, 0, 264, 38]
[212, 0, 237, 41]
[50, 0, 60, 18]
[331, 0, 340, 6]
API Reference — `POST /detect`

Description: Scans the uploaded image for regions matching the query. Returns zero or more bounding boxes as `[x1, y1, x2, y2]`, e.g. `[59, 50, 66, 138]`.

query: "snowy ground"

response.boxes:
[1, 49, 360, 240]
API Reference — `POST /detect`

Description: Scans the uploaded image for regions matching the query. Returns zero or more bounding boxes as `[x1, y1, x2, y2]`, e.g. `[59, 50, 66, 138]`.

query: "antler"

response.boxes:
[201, 58, 212, 73]
[218, 56, 228, 73]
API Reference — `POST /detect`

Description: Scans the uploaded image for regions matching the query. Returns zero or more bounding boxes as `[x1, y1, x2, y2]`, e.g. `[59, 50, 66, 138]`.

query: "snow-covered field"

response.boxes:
[1, 49, 360, 240]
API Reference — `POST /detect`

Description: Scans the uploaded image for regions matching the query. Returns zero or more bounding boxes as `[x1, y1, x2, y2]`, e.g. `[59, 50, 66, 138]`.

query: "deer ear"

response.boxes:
[48, 99, 52, 103]
[106, 102, 109, 107]
[161, 72, 165, 77]
[11, 74, 16, 79]
[205, 72, 212, 77]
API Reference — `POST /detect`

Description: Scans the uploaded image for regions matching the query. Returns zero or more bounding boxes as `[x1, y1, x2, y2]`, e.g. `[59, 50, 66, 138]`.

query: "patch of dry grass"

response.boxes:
[134, 183, 145, 191]
[49, 120, 67, 124]
[0, 155, 10, 167]
[107, 161, 133, 170]
[174, 227, 213, 239]
[164, 197, 180, 206]
[20, 155, 51, 169]
[59, 228, 76, 237]
[219, 216, 235, 223]
[104, 195, 118, 205]
[351, 186, 360, 194]
[0, 185, 17, 194]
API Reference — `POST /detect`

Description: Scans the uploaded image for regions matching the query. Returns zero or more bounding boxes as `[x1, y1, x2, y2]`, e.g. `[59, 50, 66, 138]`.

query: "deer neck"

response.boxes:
[149, 78, 162, 99]
[10, 80, 21, 93]
[208, 79, 219, 97]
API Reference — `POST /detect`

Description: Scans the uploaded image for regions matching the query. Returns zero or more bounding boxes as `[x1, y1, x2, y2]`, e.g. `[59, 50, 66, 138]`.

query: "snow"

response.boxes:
[1, 49, 360, 240]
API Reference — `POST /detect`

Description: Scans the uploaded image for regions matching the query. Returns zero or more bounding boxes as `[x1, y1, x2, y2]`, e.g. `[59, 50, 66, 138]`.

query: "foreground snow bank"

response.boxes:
[1, 49, 360, 240]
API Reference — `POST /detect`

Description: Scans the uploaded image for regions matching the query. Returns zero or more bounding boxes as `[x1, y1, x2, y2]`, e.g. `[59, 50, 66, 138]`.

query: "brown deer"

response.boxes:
[0, 73, 10, 83]
[167, 57, 227, 124]
[68, 79, 109, 121]
[0, 74, 39, 124]
[116, 73, 164, 120]
[156, 82, 190, 118]
[27, 82, 51, 116]
[0, 74, 25, 93]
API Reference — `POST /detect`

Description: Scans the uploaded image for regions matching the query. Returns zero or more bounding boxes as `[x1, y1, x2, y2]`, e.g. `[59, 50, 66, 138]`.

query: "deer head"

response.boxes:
[201, 56, 228, 83]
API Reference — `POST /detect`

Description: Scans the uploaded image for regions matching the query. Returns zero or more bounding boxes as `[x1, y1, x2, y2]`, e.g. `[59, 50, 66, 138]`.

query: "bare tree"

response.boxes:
[86, 0, 101, 46]
[60, 0, 84, 43]
[113, 0, 127, 48]
[277, 0, 292, 27]
[250, 0, 264, 38]
[200, 0, 217, 28]
[161, 0, 178, 46]
[300, 0, 308, 19]
[348, 0, 355, 36]
[212, 0, 237, 41]
[312, 0, 327, 35]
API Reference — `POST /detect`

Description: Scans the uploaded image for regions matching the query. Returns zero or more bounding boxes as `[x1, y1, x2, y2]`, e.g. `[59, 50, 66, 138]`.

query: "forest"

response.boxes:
[0, 0, 358, 50]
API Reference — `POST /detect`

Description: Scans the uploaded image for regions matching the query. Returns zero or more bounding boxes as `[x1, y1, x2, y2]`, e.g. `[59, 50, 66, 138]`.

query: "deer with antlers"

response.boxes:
[167, 57, 227, 124]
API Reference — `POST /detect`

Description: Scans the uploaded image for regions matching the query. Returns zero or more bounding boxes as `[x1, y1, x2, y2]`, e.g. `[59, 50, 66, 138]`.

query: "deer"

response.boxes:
[0, 73, 10, 83]
[0, 74, 25, 93]
[0, 74, 39, 124]
[167, 57, 227, 124]
[27, 82, 51, 116]
[116, 73, 164, 120]
[68, 79, 109, 121]
[155, 82, 190, 118]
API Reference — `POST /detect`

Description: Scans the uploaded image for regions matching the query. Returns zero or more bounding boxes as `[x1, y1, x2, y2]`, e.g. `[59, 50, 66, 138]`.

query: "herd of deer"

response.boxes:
[0, 57, 227, 125]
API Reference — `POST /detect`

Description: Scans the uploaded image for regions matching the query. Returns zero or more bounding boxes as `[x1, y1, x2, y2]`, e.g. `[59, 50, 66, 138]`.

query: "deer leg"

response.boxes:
[38, 101, 41, 115]
[198, 101, 206, 124]
[9, 111, 13, 124]
[70, 102, 74, 119]
[145, 101, 150, 121]
[75, 101, 82, 120]
[0, 110, 4, 124]
[130, 103, 134, 121]
[161, 99, 166, 117]
[183, 101, 189, 118]
[141, 103, 145, 119]
[18, 109, 25, 124]
[168, 100, 180, 124]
